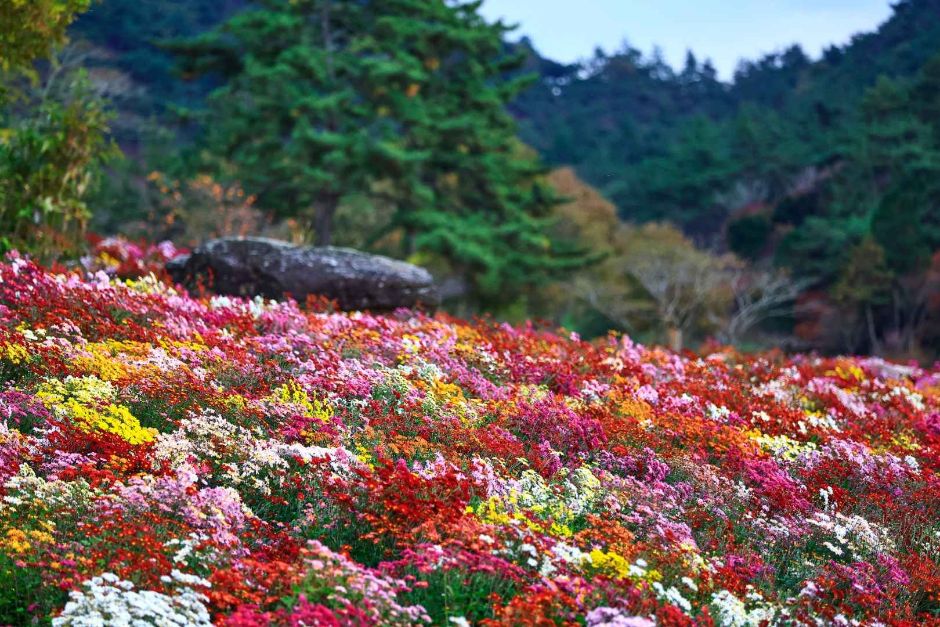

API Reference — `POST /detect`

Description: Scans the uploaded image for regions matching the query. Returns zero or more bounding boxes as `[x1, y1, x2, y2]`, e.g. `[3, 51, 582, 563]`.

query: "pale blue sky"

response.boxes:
[479, 1, 893, 79]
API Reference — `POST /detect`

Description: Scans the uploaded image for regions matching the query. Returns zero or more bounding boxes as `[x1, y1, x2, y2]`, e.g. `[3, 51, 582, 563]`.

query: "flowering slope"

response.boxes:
[0, 256, 938, 626]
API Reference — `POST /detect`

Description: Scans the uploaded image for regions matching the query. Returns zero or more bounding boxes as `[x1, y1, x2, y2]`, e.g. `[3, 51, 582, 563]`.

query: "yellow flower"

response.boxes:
[27, 529, 53, 544]
[270, 381, 333, 422]
[878, 430, 922, 453]
[222, 394, 246, 411]
[72, 339, 152, 382]
[65, 400, 156, 444]
[830, 364, 866, 383]
[1, 342, 29, 365]
[124, 274, 178, 296]
[354, 443, 375, 468]
[1, 529, 31, 554]
[585, 548, 632, 579]
[470, 493, 574, 538]
[36, 376, 156, 444]
[749, 430, 817, 461]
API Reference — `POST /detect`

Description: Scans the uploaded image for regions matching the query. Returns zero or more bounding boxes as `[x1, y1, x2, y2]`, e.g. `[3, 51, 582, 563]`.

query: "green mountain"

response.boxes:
[70, 0, 940, 215]
[66, 0, 940, 356]
[513, 0, 940, 236]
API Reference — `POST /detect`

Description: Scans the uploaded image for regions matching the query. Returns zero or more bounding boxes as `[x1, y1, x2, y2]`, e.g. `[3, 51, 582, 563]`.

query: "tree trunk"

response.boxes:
[321, 1, 335, 81]
[313, 195, 338, 246]
[865, 305, 881, 355]
[667, 326, 683, 352]
[401, 228, 416, 258]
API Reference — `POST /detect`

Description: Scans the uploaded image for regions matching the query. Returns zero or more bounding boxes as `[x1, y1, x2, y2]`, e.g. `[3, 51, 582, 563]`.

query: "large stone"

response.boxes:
[166, 237, 439, 311]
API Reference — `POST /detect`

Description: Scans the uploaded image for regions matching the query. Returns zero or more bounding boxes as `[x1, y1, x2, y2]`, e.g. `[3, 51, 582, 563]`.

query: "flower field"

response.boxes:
[0, 251, 939, 626]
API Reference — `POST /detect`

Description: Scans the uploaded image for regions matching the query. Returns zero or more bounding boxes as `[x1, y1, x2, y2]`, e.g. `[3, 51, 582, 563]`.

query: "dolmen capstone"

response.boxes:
[166, 237, 439, 311]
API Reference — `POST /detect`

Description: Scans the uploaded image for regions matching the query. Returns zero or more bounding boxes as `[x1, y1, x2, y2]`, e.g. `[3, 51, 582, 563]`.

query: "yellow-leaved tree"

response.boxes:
[0, 0, 115, 260]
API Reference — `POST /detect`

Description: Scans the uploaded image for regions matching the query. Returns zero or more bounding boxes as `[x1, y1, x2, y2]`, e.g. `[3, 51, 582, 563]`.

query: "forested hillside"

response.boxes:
[516, 0, 940, 231]
[515, 0, 940, 358]
[57, 0, 940, 358]
[5, 5, 940, 625]
[73, 0, 940, 224]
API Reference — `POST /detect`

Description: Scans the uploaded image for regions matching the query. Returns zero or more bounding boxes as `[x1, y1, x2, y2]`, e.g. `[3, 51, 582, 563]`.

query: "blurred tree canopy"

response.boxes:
[0, 0, 90, 79]
[171, 0, 586, 305]
[511, 0, 940, 356]
[0, 0, 114, 259]
[11, 0, 937, 355]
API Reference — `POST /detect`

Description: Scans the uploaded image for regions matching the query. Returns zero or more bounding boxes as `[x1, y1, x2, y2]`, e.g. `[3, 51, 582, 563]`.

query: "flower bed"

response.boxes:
[0, 254, 938, 625]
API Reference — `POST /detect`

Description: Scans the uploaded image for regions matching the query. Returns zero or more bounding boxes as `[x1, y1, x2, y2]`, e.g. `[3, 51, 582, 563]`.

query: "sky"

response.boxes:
[479, 0, 894, 80]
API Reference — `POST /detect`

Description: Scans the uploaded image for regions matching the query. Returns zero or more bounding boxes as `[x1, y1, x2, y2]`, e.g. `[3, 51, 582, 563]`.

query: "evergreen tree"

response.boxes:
[371, 0, 584, 302]
[173, 0, 423, 246]
[859, 74, 940, 274]
[679, 51, 698, 83]
[176, 0, 584, 302]
[831, 237, 893, 352]
[621, 115, 733, 233]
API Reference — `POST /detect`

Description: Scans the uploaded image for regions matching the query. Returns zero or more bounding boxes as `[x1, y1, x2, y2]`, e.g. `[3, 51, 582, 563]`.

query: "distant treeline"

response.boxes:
[4, 0, 940, 358]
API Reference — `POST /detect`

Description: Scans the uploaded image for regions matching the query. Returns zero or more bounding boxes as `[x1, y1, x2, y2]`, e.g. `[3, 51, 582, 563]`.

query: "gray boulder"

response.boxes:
[166, 237, 439, 311]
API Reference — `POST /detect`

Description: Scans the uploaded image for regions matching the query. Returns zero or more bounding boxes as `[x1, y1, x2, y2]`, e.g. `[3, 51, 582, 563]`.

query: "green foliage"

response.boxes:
[70, 0, 246, 112]
[0, 0, 114, 260]
[511, 38, 732, 206]
[400, 567, 518, 624]
[0, 69, 114, 259]
[0, 0, 90, 79]
[830, 238, 894, 352]
[173, 0, 410, 246]
[860, 72, 940, 277]
[0, 552, 67, 626]
[174, 0, 586, 303]
[618, 115, 734, 233]
[730, 104, 807, 196]
[727, 214, 772, 260]
[872, 177, 940, 275]
[832, 238, 893, 309]
[775, 214, 867, 284]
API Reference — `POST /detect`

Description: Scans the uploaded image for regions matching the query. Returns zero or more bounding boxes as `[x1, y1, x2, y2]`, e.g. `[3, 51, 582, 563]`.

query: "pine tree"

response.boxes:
[367, 0, 585, 303]
[176, 0, 585, 302]
[859, 75, 940, 274]
[173, 0, 423, 246]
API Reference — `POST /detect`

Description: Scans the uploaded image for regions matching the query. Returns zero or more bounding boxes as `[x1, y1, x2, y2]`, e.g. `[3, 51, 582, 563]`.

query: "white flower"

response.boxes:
[627, 560, 648, 579]
[586, 607, 655, 627]
[799, 581, 819, 598]
[52, 573, 211, 627]
[706, 403, 731, 422]
[652, 583, 691, 612]
[710, 589, 777, 627]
